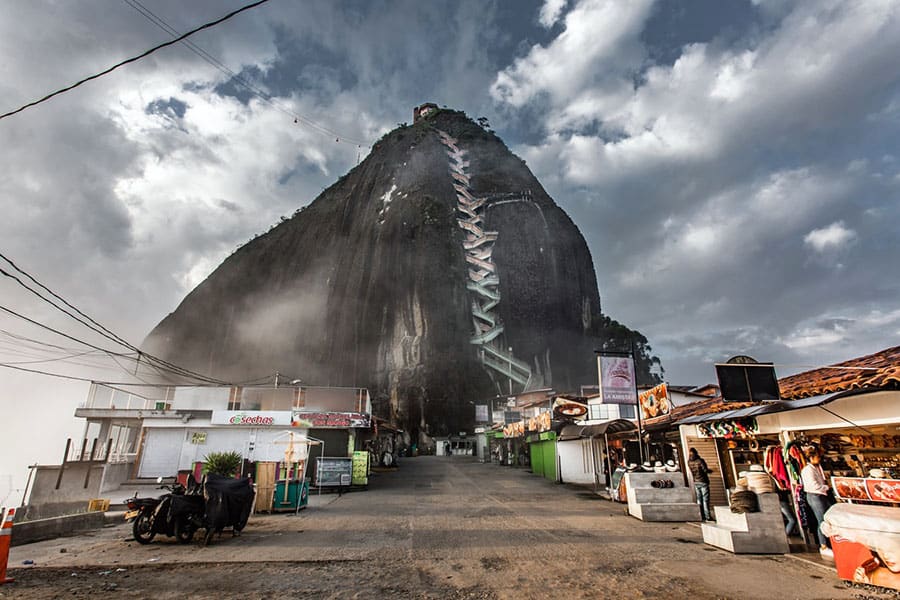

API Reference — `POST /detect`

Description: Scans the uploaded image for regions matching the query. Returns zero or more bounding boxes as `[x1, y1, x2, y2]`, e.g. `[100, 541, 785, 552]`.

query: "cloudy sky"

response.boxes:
[1, 0, 899, 497]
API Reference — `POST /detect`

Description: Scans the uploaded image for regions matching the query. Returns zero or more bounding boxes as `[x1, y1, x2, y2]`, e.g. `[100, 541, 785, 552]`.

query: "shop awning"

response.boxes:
[676, 391, 858, 425]
[557, 419, 637, 441]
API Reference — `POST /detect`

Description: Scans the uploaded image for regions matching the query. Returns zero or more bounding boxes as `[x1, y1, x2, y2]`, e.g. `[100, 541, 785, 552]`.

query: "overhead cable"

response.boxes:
[122, 0, 367, 147]
[0, 252, 230, 384]
[0, 0, 272, 121]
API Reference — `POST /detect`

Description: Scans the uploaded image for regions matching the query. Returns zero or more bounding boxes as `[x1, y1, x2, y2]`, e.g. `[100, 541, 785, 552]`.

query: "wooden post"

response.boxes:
[55, 439, 71, 490]
[84, 438, 98, 488]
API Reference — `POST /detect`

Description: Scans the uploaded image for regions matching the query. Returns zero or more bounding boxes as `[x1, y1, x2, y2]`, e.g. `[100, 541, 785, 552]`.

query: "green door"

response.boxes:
[530, 443, 543, 475]
[541, 441, 557, 482]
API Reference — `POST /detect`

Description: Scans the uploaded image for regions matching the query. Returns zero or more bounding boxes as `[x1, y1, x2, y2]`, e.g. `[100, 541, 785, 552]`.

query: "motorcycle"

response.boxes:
[125, 476, 205, 544]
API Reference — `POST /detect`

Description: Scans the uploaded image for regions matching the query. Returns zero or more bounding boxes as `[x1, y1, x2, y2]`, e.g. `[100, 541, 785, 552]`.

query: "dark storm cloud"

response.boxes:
[491, 0, 900, 383]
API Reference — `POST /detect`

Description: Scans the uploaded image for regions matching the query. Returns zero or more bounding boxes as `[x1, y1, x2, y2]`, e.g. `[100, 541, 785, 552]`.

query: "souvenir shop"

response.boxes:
[678, 389, 900, 546]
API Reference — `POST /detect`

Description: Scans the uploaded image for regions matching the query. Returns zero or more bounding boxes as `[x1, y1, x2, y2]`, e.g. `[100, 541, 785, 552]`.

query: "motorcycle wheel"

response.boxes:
[132, 511, 156, 544]
[173, 519, 196, 544]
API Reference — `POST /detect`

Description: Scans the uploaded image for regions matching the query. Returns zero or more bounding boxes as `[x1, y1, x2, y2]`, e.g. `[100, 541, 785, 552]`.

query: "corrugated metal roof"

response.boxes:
[557, 419, 637, 440]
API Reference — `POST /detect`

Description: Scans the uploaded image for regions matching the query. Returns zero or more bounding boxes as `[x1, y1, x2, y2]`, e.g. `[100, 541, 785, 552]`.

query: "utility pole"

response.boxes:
[508, 346, 513, 396]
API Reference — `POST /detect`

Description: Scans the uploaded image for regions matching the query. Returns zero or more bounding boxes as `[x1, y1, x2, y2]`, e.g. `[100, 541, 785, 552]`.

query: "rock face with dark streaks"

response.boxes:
[143, 108, 659, 436]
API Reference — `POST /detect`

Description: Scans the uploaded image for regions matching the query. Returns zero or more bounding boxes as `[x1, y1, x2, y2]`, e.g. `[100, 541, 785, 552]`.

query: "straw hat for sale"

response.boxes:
[749, 464, 765, 472]
[870, 468, 886, 479]
[665, 459, 679, 472]
[626, 463, 638, 472]
[641, 461, 653, 471]
[653, 461, 666, 473]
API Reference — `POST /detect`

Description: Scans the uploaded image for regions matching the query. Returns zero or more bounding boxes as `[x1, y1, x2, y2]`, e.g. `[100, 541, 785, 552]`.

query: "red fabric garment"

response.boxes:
[764, 445, 791, 491]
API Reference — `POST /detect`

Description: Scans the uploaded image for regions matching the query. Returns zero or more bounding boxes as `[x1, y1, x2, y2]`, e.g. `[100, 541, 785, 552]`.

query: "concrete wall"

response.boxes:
[100, 461, 133, 493]
[11, 511, 106, 546]
[25, 463, 104, 519]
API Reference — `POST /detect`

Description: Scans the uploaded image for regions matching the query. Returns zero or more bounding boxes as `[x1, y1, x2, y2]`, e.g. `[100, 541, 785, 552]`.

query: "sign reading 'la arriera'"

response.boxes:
[210, 411, 292, 426]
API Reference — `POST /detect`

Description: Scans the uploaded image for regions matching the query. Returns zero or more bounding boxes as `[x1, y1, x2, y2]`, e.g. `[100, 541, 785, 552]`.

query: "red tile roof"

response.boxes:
[642, 396, 755, 429]
[777, 345, 900, 400]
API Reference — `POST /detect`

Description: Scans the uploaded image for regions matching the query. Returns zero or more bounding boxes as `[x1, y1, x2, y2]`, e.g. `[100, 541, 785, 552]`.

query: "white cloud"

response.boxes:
[501, 2, 900, 188]
[539, 0, 569, 28]
[491, 0, 654, 108]
[617, 167, 851, 290]
[804, 221, 857, 252]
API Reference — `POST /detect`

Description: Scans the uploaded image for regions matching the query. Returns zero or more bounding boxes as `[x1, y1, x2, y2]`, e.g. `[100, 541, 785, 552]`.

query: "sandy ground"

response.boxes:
[3, 457, 895, 599]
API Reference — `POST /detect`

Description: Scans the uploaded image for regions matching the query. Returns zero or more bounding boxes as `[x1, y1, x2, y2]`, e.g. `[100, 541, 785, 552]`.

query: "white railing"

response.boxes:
[85, 383, 373, 414]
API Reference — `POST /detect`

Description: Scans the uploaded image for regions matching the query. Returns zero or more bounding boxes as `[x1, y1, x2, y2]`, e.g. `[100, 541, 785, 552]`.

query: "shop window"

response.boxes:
[590, 405, 611, 420]
[620, 405, 636, 419]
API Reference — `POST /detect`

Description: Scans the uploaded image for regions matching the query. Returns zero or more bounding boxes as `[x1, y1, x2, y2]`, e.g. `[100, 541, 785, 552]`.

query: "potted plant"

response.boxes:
[203, 451, 243, 477]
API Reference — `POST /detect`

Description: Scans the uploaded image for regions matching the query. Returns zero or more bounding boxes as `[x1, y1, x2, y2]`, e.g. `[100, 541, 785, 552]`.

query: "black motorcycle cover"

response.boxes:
[203, 474, 255, 533]
[169, 493, 204, 518]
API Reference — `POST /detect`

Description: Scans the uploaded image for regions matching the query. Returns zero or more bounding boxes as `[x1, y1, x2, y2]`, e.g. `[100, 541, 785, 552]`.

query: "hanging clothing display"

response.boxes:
[764, 445, 791, 491]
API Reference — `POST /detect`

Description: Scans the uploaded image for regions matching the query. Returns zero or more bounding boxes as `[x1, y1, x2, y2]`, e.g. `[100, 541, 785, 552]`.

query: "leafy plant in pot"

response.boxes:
[203, 451, 243, 478]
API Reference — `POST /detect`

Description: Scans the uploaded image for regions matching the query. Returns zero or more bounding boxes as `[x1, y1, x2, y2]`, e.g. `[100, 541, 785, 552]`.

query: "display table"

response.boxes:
[624, 472, 700, 521]
[701, 491, 788, 554]
[823, 503, 900, 591]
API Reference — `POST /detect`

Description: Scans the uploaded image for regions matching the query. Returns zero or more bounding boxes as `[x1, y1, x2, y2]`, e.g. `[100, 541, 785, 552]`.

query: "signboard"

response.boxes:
[474, 404, 490, 423]
[832, 477, 900, 503]
[211, 410, 291, 426]
[503, 421, 525, 438]
[503, 410, 521, 425]
[190, 432, 207, 444]
[527, 411, 552, 432]
[597, 355, 637, 404]
[638, 383, 671, 420]
[291, 411, 371, 429]
[552, 398, 588, 420]
[715, 359, 780, 402]
[315, 457, 353, 487]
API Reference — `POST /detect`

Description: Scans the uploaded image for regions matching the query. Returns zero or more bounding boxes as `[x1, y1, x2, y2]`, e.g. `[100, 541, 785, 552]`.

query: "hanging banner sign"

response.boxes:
[211, 410, 291, 426]
[503, 421, 525, 438]
[552, 398, 588, 420]
[527, 411, 552, 432]
[639, 383, 671, 420]
[697, 417, 759, 439]
[291, 411, 371, 429]
[597, 355, 638, 404]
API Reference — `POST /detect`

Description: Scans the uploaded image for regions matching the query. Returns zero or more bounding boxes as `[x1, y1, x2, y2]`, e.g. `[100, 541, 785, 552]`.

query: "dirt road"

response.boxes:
[4, 457, 890, 599]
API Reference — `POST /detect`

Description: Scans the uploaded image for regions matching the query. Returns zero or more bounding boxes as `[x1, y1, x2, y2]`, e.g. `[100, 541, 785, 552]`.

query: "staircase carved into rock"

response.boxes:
[436, 129, 532, 393]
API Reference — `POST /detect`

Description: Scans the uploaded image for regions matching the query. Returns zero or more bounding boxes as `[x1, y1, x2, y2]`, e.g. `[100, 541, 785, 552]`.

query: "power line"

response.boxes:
[0, 0, 273, 121]
[0, 252, 230, 384]
[122, 0, 368, 147]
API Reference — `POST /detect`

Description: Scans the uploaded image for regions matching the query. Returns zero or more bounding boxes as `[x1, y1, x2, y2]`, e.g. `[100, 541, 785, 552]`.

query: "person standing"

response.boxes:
[688, 448, 713, 521]
[801, 447, 835, 556]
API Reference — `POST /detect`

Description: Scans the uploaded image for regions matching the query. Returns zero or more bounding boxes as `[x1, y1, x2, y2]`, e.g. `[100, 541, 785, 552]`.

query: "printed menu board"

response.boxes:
[832, 477, 900, 504]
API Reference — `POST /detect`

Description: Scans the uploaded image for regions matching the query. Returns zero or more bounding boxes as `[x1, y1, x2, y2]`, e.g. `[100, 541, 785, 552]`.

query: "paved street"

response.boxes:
[6, 456, 888, 599]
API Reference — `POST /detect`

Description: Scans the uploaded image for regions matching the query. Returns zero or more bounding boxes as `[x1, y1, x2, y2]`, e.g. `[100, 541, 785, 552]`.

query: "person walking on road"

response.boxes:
[688, 448, 713, 521]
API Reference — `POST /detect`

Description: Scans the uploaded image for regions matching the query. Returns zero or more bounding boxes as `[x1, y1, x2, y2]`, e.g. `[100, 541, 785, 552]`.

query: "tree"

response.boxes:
[596, 315, 665, 386]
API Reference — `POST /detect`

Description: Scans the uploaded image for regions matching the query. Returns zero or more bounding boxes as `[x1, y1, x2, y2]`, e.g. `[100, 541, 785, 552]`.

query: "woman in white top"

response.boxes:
[801, 448, 835, 554]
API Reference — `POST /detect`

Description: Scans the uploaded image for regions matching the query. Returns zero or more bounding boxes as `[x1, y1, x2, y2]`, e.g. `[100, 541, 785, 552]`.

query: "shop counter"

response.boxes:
[823, 503, 900, 591]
